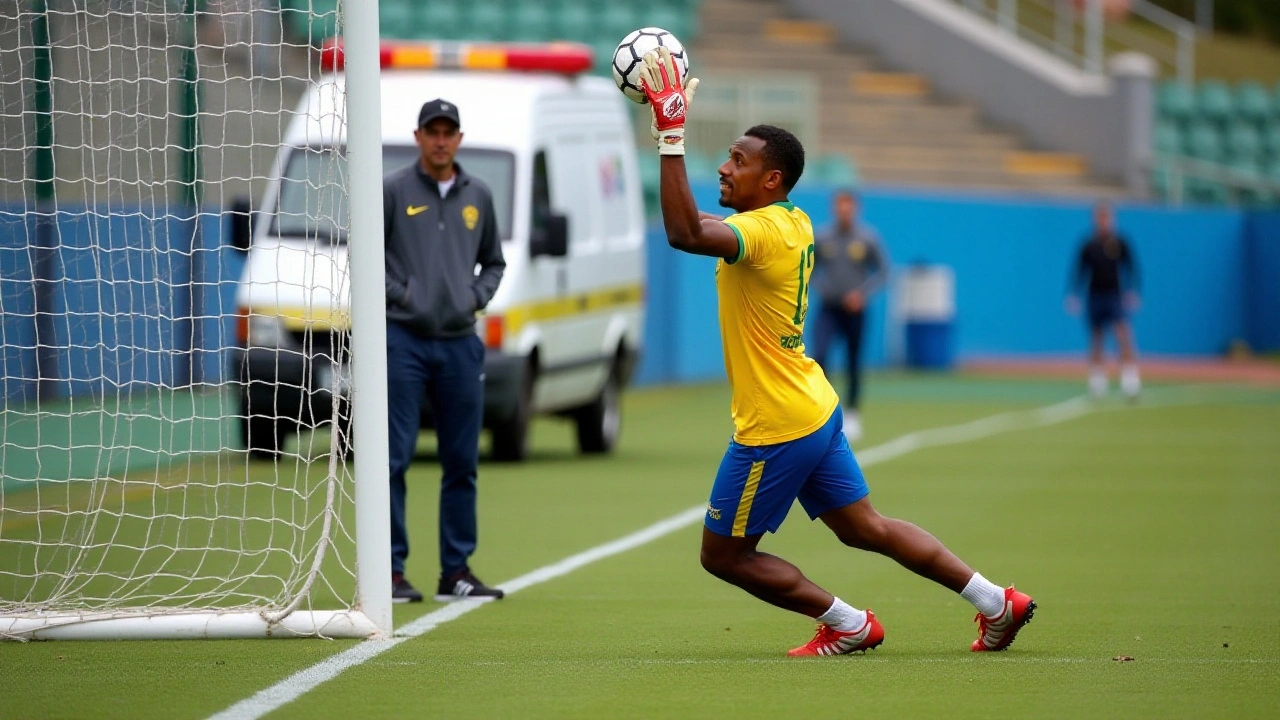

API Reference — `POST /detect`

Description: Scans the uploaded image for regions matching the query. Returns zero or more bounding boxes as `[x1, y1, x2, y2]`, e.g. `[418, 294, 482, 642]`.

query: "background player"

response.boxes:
[1066, 202, 1141, 398]
[811, 189, 889, 442]
[638, 48, 1035, 657]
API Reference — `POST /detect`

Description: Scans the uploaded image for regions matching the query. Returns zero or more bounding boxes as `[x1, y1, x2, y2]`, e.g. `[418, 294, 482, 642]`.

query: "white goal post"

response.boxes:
[0, 0, 390, 640]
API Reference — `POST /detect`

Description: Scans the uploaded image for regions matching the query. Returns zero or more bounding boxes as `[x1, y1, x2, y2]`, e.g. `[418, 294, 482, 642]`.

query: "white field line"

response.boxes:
[210, 390, 1185, 720]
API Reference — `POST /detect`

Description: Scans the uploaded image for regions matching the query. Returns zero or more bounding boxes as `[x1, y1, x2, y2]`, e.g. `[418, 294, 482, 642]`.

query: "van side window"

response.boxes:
[531, 150, 551, 241]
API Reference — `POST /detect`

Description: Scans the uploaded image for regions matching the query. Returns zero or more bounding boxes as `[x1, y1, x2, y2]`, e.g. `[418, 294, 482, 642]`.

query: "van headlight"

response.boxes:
[247, 314, 294, 349]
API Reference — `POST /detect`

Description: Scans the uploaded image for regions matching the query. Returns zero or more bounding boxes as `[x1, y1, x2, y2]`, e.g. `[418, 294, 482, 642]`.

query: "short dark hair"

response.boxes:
[744, 124, 805, 191]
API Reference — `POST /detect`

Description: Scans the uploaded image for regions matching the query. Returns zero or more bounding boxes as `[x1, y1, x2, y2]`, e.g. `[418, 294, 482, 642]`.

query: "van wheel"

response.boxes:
[575, 362, 622, 455]
[239, 411, 286, 461]
[491, 364, 533, 462]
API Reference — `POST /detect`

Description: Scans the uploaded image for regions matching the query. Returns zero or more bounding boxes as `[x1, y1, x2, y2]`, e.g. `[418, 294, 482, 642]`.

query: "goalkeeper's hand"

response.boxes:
[639, 46, 700, 156]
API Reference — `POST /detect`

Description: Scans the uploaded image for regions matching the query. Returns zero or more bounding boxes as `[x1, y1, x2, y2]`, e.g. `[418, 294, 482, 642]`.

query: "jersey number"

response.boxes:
[792, 243, 815, 325]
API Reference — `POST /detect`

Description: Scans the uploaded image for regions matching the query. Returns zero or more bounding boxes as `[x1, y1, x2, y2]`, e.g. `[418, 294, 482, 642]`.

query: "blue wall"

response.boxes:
[1245, 211, 1280, 353]
[1, 208, 245, 403]
[637, 185, 1278, 385]
[3, 193, 1277, 401]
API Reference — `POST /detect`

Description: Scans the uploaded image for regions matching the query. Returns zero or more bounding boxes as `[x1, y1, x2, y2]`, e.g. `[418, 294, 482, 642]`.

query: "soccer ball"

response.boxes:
[611, 27, 690, 104]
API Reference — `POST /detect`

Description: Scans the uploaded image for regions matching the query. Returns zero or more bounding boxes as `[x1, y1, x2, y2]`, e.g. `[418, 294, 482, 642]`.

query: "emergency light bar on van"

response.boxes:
[319, 39, 594, 75]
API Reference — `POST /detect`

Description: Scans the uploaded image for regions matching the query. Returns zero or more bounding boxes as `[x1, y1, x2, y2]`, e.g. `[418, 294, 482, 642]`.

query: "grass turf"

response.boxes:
[1, 375, 1277, 719]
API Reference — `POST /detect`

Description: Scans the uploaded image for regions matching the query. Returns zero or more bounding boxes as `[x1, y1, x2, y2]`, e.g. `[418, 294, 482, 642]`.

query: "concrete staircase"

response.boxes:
[692, 0, 1124, 196]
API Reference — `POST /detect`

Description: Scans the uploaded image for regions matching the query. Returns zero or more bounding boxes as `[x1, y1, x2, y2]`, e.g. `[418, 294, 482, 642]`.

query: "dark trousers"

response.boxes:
[386, 322, 484, 579]
[811, 305, 866, 409]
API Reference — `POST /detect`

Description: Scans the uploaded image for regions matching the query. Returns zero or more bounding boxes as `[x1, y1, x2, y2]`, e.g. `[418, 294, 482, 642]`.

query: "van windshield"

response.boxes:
[272, 145, 515, 242]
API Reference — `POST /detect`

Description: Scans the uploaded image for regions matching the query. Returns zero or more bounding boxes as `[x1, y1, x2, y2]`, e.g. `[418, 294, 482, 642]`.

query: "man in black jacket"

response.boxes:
[382, 98, 506, 602]
[1067, 202, 1140, 398]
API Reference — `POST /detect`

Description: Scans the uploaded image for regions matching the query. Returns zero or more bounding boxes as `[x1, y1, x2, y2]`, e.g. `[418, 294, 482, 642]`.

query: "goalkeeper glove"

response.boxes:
[639, 46, 700, 156]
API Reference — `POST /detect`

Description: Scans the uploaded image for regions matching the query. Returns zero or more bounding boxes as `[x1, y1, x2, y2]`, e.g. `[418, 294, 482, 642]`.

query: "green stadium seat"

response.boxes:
[593, 40, 619, 76]
[465, 0, 510, 41]
[282, 0, 339, 45]
[380, 0, 419, 40]
[812, 153, 860, 187]
[1234, 81, 1272, 125]
[1196, 80, 1234, 126]
[1184, 121, 1223, 161]
[509, 0, 553, 42]
[599, 3, 641, 41]
[684, 153, 720, 182]
[1153, 120, 1181, 155]
[1262, 122, 1280, 163]
[555, 2, 596, 43]
[422, 0, 465, 40]
[1186, 177, 1230, 205]
[1155, 80, 1195, 124]
[1225, 122, 1262, 164]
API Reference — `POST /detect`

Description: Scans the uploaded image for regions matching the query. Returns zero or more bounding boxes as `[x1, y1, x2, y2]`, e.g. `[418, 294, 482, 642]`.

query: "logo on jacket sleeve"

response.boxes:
[462, 205, 479, 230]
[406, 204, 428, 216]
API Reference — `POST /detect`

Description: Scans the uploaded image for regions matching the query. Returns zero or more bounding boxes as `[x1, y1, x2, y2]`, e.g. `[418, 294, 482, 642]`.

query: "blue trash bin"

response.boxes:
[903, 264, 955, 370]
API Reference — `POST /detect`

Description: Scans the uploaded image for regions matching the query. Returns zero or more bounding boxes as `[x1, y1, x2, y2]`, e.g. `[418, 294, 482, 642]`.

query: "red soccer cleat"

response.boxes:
[971, 586, 1036, 652]
[787, 610, 885, 657]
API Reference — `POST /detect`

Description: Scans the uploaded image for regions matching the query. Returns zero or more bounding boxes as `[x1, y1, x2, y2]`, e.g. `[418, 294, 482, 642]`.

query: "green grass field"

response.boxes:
[2, 374, 1278, 719]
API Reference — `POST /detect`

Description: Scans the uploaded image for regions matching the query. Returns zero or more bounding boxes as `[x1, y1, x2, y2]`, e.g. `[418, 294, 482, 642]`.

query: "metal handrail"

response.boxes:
[948, 0, 1196, 83]
[1153, 154, 1280, 206]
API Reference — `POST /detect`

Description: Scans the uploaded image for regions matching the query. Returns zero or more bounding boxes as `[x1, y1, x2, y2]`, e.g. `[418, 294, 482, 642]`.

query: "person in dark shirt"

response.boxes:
[811, 190, 889, 442]
[382, 98, 507, 603]
[1066, 202, 1140, 398]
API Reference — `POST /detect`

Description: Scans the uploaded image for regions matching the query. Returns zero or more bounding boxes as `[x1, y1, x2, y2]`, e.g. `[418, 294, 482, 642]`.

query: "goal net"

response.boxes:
[0, 0, 389, 640]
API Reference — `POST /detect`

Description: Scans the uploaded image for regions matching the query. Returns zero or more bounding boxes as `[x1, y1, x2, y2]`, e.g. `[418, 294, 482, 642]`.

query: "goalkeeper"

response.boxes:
[639, 47, 1036, 656]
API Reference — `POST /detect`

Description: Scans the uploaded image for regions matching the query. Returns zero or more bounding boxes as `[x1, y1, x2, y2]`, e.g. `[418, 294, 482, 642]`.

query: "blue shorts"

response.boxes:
[1087, 292, 1125, 330]
[704, 409, 871, 537]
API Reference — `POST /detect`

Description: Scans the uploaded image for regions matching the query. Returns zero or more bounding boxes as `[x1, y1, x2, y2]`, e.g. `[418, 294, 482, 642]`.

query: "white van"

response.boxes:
[231, 43, 646, 461]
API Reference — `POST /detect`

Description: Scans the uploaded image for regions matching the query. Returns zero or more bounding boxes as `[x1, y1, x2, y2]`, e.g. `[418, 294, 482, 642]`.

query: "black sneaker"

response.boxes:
[392, 574, 424, 603]
[435, 569, 505, 601]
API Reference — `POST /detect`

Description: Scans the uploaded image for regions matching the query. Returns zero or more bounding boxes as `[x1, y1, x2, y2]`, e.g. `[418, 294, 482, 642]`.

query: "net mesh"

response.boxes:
[0, 0, 358, 633]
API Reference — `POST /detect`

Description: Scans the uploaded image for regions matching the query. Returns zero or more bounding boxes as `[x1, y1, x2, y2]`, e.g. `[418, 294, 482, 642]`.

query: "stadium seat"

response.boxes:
[508, 0, 553, 42]
[422, 0, 465, 40]
[1183, 121, 1223, 162]
[1153, 120, 1182, 156]
[1262, 122, 1280, 163]
[598, 2, 641, 42]
[284, 0, 339, 45]
[555, 2, 596, 43]
[593, 40, 619, 76]
[465, 0, 510, 41]
[1225, 121, 1262, 164]
[1195, 80, 1235, 127]
[1155, 80, 1196, 124]
[1234, 81, 1272, 126]
[379, 0, 419, 40]
[1186, 177, 1230, 205]
[684, 153, 720, 182]
[812, 153, 860, 187]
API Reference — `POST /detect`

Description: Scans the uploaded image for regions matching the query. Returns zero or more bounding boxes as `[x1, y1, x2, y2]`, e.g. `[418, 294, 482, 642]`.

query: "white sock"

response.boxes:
[1087, 366, 1108, 397]
[816, 597, 867, 632]
[1120, 364, 1141, 396]
[960, 573, 1006, 618]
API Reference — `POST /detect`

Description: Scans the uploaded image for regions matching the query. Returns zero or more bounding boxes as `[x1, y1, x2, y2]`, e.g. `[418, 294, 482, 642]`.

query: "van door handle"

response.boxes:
[556, 266, 568, 296]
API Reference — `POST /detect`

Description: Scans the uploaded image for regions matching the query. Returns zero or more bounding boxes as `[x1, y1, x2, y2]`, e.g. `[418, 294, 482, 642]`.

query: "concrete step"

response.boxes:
[821, 131, 1022, 151]
[692, 37, 873, 65]
[862, 171, 1126, 198]
[856, 162, 1100, 187]
[824, 103, 984, 133]
[836, 144, 1032, 167]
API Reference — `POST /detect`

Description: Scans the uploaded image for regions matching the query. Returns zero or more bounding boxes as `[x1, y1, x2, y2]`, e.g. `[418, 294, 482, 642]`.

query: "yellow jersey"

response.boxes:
[718, 201, 840, 446]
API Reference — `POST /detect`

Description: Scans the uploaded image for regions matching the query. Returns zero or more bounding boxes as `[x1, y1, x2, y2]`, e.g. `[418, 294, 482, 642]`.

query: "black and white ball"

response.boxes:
[611, 27, 690, 104]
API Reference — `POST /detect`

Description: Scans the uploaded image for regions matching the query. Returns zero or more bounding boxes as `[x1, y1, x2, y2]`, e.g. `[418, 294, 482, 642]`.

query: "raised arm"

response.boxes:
[640, 46, 738, 260]
[659, 157, 741, 259]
